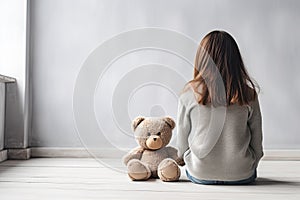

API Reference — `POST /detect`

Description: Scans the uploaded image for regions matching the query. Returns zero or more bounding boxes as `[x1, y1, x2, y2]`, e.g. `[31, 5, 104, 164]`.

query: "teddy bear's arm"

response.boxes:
[122, 146, 145, 165]
[165, 146, 185, 166]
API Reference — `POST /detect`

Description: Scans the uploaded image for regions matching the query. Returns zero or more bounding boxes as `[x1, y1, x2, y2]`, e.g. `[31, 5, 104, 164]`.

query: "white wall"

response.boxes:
[30, 0, 300, 149]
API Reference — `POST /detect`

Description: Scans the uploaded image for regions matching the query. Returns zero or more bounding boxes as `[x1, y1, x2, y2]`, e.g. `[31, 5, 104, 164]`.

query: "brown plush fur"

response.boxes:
[123, 116, 184, 181]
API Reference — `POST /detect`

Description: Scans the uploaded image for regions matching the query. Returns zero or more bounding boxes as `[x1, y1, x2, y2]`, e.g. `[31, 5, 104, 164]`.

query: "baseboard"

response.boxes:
[263, 150, 300, 161]
[31, 147, 91, 158]
[30, 147, 124, 158]
[29, 147, 300, 161]
[0, 150, 8, 162]
[7, 148, 31, 160]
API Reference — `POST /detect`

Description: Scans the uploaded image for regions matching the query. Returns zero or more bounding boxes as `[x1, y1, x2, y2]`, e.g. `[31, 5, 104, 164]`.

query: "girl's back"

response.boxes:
[176, 31, 263, 184]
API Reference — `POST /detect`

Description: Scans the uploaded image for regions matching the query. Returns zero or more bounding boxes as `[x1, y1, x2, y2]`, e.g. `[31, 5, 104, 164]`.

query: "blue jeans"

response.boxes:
[186, 169, 257, 185]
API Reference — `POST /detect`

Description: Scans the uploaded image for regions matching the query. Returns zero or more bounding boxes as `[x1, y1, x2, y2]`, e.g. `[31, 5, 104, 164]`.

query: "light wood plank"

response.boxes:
[0, 158, 299, 200]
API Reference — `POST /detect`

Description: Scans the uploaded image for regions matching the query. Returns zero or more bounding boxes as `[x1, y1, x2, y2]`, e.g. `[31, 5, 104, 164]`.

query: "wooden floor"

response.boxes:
[0, 158, 299, 200]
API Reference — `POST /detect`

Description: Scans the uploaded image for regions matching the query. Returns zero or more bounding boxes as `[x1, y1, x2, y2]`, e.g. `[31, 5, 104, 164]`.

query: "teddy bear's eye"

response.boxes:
[157, 132, 161, 136]
[147, 132, 151, 136]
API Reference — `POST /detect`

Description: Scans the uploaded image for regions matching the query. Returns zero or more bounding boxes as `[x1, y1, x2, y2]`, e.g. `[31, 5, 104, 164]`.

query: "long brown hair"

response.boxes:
[189, 30, 258, 106]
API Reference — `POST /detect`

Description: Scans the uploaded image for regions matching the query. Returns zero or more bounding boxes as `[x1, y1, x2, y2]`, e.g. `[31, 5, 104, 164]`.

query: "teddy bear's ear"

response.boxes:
[163, 116, 175, 130]
[132, 116, 145, 131]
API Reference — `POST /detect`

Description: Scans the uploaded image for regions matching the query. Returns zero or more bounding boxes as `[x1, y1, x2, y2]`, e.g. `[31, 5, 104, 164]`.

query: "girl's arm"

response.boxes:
[176, 97, 192, 159]
[248, 97, 264, 168]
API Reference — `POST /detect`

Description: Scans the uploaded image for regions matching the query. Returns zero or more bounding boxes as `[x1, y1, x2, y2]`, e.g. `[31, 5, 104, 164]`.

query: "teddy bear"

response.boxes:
[123, 116, 185, 181]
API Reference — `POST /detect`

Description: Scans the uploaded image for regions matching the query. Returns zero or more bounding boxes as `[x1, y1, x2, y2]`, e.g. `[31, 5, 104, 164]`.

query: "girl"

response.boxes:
[176, 30, 263, 185]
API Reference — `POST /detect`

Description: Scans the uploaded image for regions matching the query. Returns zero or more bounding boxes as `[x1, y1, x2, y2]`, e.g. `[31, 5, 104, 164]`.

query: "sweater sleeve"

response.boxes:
[176, 98, 192, 159]
[248, 97, 264, 167]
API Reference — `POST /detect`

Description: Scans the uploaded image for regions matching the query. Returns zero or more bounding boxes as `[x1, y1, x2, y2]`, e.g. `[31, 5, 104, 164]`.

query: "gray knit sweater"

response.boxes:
[176, 88, 263, 181]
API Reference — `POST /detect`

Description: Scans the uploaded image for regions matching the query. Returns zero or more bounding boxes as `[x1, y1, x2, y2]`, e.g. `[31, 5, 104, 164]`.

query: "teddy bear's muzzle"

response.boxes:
[146, 135, 163, 150]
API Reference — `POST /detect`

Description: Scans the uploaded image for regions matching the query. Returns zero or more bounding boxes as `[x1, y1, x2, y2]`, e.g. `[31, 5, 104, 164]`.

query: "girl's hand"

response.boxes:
[175, 157, 185, 166]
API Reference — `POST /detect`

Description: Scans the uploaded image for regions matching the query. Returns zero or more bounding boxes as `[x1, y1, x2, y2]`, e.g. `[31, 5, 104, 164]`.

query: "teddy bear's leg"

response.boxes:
[127, 159, 151, 181]
[158, 158, 181, 182]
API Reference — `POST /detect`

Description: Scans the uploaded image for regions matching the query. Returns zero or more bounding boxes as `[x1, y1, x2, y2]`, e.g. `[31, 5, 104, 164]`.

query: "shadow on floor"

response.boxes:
[254, 177, 300, 186]
[176, 177, 300, 186]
